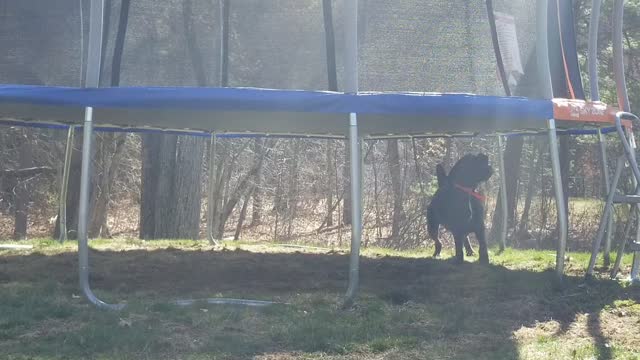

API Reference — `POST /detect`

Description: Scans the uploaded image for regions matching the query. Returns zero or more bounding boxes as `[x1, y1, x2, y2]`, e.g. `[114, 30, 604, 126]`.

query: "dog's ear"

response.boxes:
[436, 164, 448, 187]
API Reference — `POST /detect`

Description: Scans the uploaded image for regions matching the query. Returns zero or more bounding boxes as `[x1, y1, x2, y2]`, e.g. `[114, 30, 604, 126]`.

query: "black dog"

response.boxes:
[426, 153, 493, 264]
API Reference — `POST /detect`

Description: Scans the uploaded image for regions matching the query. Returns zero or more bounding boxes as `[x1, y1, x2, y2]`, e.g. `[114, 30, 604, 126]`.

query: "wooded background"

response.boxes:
[0, 0, 639, 251]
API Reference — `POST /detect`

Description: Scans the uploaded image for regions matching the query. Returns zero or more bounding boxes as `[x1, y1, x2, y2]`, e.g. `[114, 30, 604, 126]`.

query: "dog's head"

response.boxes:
[447, 153, 493, 188]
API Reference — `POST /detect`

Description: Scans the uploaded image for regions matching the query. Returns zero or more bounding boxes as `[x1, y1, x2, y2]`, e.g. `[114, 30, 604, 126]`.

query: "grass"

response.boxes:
[0, 238, 638, 359]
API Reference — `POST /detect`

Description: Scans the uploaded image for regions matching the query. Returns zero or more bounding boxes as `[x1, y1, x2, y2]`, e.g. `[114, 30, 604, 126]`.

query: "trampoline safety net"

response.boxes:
[0, 0, 539, 96]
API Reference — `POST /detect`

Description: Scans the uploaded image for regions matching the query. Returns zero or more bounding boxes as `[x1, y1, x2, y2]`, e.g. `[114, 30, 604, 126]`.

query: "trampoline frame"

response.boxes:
[1, 0, 636, 309]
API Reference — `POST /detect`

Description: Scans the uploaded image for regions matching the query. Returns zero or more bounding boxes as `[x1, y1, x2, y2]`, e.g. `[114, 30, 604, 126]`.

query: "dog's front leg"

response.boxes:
[453, 232, 465, 264]
[433, 237, 443, 258]
[427, 205, 442, 257]
[463, 236, 475, 256]
[475, 227, 489, 264]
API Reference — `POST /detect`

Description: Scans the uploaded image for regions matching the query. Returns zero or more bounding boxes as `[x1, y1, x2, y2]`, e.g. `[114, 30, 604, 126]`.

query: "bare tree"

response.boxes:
[250, 138, 265, 226]
[13, 131, 33, 240]
[516, 140, 543, 241]
[387, 140, 405, 239]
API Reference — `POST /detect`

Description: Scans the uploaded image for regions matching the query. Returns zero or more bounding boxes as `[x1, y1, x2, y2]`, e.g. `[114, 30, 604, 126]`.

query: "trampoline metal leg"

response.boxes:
[497, 135, 507, 251]
[207, 132, 220, 245]
[345, 113, 362, 307]
[625, 129, 640, 281]
[597, 129, 613, 266]
[588, 156, 624, 276]
[612, 207, 635, 279]
[78, 107, 124, 311]
[58, 126, 75, 242]
[631, 237, 640, 282]
[547, 119, 567, 279]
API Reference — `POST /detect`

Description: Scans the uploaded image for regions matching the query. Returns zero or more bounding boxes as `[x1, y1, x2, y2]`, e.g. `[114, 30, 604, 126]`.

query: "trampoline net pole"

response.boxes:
[343, 0, 360, 307]
[537, 0, 566, 279]
[588, 0, 602, 102]
[613, 0, 630, 113]
[591, 1, 612, 263]
[497, 135, 508, 251]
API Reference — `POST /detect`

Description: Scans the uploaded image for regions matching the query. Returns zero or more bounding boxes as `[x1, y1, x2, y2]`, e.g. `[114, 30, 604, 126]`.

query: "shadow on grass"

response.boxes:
[0, 248, 637, 359]
[587, 311, 613, 360]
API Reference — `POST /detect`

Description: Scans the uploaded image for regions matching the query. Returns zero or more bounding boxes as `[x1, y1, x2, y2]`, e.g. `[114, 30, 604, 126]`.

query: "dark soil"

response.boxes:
[0, 248, 451, 300]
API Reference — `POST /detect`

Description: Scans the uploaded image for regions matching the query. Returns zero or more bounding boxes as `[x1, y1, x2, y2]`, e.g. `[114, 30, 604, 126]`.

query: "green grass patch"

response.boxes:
[0, 239, 638, 359]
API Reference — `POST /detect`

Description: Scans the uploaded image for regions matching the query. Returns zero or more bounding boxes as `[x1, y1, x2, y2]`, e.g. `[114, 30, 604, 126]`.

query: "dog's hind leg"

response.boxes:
[475, 227, 489, 264]
[463, 236, 475, 256]
[427, 206, 442, 257]
[433, 235, 443, 258]
[453, 232, 465, 264]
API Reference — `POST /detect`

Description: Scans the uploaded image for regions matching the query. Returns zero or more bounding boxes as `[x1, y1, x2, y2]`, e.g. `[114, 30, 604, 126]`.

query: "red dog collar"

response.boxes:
[455, 184, 487, 202]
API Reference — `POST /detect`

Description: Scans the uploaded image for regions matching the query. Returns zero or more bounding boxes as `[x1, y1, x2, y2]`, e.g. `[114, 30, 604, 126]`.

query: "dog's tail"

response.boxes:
[436, 164, 447, 188]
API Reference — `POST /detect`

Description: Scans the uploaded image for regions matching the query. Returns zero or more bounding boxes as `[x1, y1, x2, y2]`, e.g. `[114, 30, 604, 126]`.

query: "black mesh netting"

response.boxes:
[0, 0, 539, 94]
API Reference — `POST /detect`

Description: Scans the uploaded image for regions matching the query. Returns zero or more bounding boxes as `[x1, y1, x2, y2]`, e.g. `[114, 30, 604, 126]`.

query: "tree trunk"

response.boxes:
[322, 0, 338, 229]
[173, 136, 205, 239]
[342, 145, 352, 225]
[250, 138, 265, 226]
[387, 139, 404, 238]
[322, 0, 338, 92]
[286, 141, 300, 238]
[517, 140, 543, 238]
[325, 142, 335, 227]
[139, 134, 159, 239]
[371, 141, 382, 240]
[490, 136, 524, 242]
[218, 144, 268, 238]
[89, 133, 127, 238]
[13, 132, 33, 240]
[505, 137, 525, 225]
[138, 0, 211, 239]
[234, 188, 252, 241]
[153, 136, 178, 239]
[443, 138, 453, 169]
[54, 134, 84, 240]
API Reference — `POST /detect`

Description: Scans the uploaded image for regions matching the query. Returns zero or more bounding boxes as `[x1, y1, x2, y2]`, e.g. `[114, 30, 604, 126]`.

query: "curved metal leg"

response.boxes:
[76, 0, 123, 310]
[78, 107, 125, 311]
[547, 119, 567, 280]
[58, 126, 75, 242]
[611, 206, 635, 278]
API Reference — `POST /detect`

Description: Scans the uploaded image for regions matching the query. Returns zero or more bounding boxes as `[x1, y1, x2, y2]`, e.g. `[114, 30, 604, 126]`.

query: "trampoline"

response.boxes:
[0, 0, 637, 310]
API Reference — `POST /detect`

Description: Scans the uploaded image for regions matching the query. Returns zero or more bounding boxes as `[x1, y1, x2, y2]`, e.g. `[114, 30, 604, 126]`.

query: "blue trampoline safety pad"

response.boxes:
[0, 84, 592, 136]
